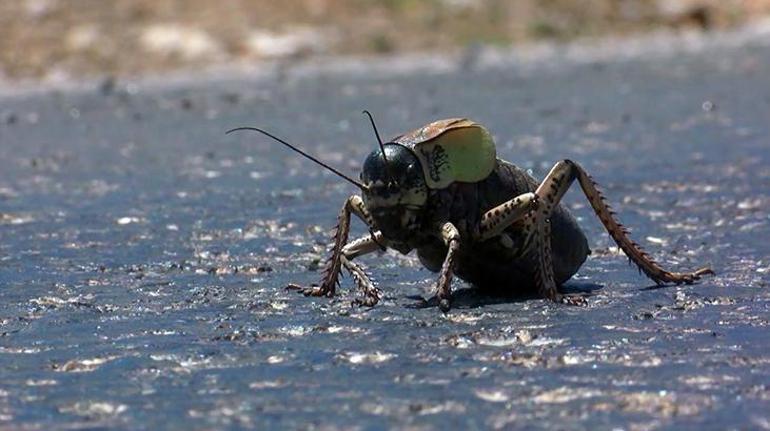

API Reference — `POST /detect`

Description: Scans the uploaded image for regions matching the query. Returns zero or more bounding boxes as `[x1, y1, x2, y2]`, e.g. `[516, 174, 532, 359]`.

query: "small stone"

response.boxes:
[702, 100, 716, 112]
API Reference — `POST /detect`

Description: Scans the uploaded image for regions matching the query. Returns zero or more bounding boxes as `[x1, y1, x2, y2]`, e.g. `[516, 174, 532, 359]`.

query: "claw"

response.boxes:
[418, 293, 452, 312]
[694, 267, 715, 277]
[439, 298, 452, 313]
[352, 293, 380, 307]
[689, 267, 715, 282]
[669, 267, 715, 285]
[302, 283, 335, 298]
[418, 296, 441, 309]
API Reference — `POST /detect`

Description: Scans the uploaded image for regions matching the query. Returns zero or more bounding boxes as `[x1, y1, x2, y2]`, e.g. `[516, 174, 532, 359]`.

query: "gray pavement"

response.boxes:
[1, 34, 769, 430]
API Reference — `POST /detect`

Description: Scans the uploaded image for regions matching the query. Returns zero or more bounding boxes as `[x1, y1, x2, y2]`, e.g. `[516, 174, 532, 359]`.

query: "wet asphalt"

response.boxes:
[0, 36, 769, 430]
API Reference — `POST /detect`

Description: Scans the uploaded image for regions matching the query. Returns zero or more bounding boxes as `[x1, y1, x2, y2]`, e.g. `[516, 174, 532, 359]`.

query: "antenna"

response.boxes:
[226, 127, 366, 190]
[362, 110, 393, 182]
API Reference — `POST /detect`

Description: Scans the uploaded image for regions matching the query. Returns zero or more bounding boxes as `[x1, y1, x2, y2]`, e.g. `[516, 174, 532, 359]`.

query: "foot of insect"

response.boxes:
[284, 281, 333, 295]
[438, 296, 452, 313]
[302, 283, 336, 298]
[297, 282, 379, 306]
[417, 295, 452, 311]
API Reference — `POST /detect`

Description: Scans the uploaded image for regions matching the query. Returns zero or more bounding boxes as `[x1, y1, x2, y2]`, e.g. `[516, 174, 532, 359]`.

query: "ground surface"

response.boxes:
[3, 0, 770, 80]
[1, 33, 769, 430]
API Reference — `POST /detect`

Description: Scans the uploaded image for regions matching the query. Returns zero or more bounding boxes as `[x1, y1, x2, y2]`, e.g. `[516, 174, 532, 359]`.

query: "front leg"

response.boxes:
[305, 195, 370, 298]
[434, 222, 461, 312]
[341, 231, 388, 306]
[341, 255, 380, 307]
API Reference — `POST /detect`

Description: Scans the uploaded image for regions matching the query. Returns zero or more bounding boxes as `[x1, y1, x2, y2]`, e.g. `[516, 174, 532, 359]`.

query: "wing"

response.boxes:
[393, 118, 497, 189]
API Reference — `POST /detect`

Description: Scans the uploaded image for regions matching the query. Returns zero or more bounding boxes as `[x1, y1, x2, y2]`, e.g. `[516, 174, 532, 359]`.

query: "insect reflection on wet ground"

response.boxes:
[1, 38, 769, 429]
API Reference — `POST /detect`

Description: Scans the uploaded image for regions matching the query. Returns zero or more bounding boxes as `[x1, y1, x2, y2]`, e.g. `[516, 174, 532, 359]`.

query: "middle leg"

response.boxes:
[478, 192, 539, 240]
[434, 222, 461, 312]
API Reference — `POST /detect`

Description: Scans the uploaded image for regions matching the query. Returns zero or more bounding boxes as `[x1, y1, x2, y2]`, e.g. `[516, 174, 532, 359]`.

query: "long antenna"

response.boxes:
[226, 127, 366, 190]
[362, 110, 392, 181]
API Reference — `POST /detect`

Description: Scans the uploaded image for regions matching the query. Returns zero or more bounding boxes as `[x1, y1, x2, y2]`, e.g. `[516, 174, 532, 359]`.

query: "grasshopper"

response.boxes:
[228, 113, 713, 312]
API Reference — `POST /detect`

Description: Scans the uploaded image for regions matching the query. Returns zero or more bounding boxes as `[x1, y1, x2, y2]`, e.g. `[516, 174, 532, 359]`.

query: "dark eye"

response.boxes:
[406, 163, 420, 177]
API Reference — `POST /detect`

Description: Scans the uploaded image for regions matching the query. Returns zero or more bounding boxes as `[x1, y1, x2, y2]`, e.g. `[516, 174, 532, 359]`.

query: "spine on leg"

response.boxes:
[570, 161, 713, 285]
[342, 256, 380, 305]
[319, 199, 352, 295]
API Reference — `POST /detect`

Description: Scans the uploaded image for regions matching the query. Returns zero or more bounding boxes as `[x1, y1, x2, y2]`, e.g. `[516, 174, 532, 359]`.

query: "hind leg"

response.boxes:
[531, 160, 713, 302]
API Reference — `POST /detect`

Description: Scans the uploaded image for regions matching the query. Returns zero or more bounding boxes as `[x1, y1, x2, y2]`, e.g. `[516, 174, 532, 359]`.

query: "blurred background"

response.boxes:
[2, 0, 770, 82]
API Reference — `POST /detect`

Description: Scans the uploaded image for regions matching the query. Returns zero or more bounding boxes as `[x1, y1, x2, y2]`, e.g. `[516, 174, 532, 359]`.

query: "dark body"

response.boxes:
[409, 160, 590, 294]
[246, 116, 710, 308]
[266, 116, 711, 307]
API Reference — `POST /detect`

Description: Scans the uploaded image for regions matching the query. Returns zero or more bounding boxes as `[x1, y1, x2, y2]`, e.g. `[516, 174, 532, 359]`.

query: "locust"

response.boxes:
[227, 113, 713, 312]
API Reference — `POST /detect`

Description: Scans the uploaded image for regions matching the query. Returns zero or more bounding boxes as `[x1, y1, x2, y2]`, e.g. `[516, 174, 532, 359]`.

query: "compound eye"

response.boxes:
[406, 163, 420, 178]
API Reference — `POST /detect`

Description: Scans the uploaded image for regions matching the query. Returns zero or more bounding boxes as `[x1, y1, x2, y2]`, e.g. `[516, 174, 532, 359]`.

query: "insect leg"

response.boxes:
[305, 195, 371, 298]
[478, 192, 539, 240]
[520, 208, 583, 305]
[341, 231, 387, 306]
[434, 222, 461, 312]
[535, 160, 713, 290]
[341, 255, 380, 306]
[342, 231, 386, 259]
